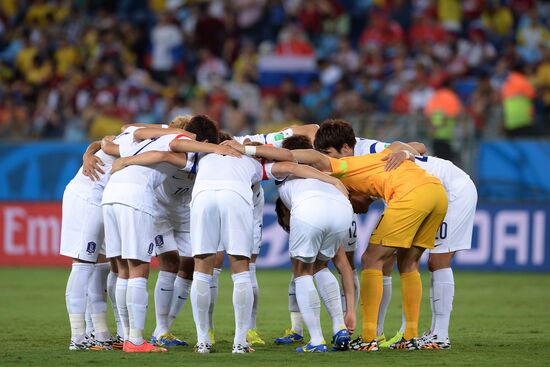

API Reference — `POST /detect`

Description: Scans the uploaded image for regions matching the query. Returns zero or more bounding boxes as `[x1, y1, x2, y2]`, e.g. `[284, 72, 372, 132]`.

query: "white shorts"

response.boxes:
[191, 190, 254, 258]
[289, 198, 353, 263]
[343, 213, 359, 252]
[60, 188, 105, 262]
[430, 178, 478, 254]
[154, 219, 192, 257]
[103, 203, 155, 262]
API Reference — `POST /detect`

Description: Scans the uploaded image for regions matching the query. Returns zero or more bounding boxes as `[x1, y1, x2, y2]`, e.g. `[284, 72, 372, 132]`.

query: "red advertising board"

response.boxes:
[0, 202, 163, 267]
[0, 202, 70, 266]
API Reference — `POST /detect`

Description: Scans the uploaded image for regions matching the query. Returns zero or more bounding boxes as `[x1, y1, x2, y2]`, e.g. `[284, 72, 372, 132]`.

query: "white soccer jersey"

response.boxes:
[153, 150, 198, 221]
[102, 134, 192, 215]
[65, 126, 141, 205]
[276, 175, 348, 211]
[234, 128, 293, 148]
[354, 137, 472, 198]
[192, 154, 265, 204]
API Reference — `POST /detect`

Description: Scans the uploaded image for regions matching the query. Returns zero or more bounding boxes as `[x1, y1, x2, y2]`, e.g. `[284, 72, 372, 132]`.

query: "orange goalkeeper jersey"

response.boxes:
[328, 149, 442, 203]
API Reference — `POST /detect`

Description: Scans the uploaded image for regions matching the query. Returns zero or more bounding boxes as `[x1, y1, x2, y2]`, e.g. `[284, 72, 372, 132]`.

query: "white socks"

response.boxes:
[168, 276, 192, 328]
[249, 263, 259, 330]
[314, 268, 345, 334]
[88, 262, 111, 341]
[115, 278, 129, 340]
[153, 271, 176, 338]
[431, 268, 454, 340]
[127, 277, 148, 345]
[191, 271, 212, 344]
[85, 298, 94, 336]
[107, 271, 123, 337]
[295, 275, 323, 345]
[288, 277, 303, 334]
[208, 268, 221, 330]
[429, 271, 435, 333]
[65, 263, 94, 343]
[232, 271, 253, 346]
[377, 275, 393, 336]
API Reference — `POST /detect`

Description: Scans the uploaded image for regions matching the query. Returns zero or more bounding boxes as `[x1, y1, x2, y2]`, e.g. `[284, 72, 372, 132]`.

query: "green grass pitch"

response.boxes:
[1, 268, 549, 366]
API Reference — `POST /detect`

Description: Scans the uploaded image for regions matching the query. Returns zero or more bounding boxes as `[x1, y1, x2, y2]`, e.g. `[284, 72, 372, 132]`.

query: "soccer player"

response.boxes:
[268, 135, 355, 352]
[289, 129, 448, 351]
[124, 120, 195, 348]
[102, 115, 236, 353]
[313, 120, 477, 349]
[60, 126, 152, 351]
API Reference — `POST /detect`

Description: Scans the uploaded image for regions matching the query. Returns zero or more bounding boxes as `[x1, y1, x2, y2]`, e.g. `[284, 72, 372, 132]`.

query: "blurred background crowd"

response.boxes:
[0, 0, 549, 160]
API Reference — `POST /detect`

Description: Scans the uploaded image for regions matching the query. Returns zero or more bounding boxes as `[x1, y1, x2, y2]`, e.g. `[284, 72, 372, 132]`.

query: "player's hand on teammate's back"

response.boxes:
[214, 145, 242, 157]
[381, 150, 409, 171]
[220, 139, 245, 152]
[110, 158, 127, 174]
[82, 155, 104, 181]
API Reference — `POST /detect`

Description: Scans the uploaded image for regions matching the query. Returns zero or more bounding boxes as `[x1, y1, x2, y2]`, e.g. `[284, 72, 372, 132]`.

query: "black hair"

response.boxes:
[185, 114, 219, 143]
[282, 135, 313, 150]
[314, 119, 356, 153]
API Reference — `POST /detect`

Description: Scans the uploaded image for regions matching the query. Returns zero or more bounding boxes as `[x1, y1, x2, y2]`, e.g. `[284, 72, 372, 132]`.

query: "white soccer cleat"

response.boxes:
[194, 342, 212, 354]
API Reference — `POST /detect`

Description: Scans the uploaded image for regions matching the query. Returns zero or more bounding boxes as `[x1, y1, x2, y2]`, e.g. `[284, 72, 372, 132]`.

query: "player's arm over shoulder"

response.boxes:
[111, 151, 188, 174]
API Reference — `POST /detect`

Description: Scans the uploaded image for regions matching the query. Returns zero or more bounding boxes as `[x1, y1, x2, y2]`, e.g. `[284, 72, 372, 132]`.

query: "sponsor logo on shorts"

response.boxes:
[155, 235, 164, 247]
[86, 242, 97, 254]
[148, 243, 154, 255]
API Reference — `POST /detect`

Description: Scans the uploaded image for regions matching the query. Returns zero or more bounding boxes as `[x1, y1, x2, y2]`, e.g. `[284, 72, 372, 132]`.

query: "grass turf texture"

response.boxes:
[1, 268, 549, 366]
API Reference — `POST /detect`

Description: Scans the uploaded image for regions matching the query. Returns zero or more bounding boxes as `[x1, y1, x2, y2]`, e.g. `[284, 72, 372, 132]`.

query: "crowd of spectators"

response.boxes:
[0, 0, 549, 142]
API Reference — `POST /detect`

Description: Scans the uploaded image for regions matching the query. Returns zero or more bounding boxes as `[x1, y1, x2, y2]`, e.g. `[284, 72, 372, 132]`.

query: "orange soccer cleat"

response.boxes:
[123, 340, 168, 353]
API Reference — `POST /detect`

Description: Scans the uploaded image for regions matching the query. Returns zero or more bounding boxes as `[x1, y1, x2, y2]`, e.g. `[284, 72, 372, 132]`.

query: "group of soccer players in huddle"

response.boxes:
[60, 114, 477, 354]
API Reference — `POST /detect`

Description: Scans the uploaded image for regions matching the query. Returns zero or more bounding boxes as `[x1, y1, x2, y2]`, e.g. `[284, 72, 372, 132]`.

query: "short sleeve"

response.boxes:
[328, 157, 349, 178]
[264, 128, 293, 148]
[263, 162, 288, 181]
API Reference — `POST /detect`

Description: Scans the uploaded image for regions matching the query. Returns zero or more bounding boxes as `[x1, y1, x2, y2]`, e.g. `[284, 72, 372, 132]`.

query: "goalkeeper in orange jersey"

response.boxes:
[290, 138, 448, 351]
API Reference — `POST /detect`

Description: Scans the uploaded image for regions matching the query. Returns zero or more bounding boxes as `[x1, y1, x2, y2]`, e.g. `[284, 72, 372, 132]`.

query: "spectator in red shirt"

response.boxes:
[359, 11, 404, 50]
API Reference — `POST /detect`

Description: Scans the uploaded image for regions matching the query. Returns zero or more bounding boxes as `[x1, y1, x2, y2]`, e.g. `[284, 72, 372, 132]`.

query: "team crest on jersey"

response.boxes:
[86, 242, 97, 254]
[148, 243, 154, 255]
[155, 235, 164, 247]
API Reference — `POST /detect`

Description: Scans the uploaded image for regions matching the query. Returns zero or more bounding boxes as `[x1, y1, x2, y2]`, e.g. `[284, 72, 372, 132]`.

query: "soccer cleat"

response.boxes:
[416, 332, 433, 348]
[123, 340, 167, 353]
[388, 337, 420, 350]
[349, 336, 379, 351]
[421, 335, 451, 350]
[379, 331, 403, 348]
[88, 339, 113, 351]
[111, 335, 124, 350]
[195, 342, 212, 354]
[331, 329, 351, 350]
[376, 333, 386, 344]
[208, 329, 216, 344]
[274, 329, 304, 344]
[68, 339, 90, 351]
[296, 342, 328, 353]
[247, 329, 265, 345]
[152, 333, 188, 347]
[232, 343, 255, 354]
